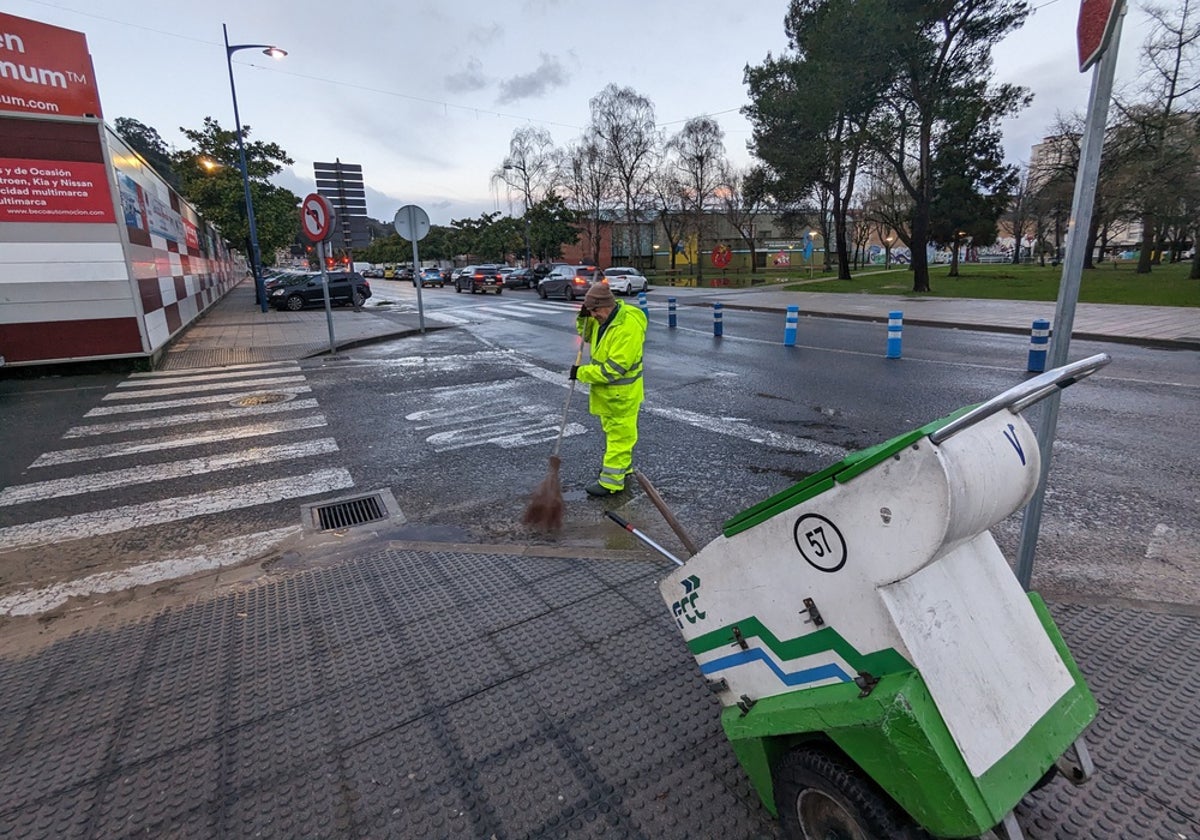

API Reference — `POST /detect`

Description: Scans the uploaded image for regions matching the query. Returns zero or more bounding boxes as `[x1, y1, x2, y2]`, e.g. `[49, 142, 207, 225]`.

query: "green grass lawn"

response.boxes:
[781, 261, 1199, 307]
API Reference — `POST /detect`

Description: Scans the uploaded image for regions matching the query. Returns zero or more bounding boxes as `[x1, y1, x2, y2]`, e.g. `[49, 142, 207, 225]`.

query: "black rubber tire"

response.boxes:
[285, 295, 305, 311]
[538, 286, 547, 299]
[566, 287, 576, 301]
[352, 292, 365, 307]
[775, 748, 928, 840]
[455, 283, 462, 293]
[470, 286, 478, 294]
[495, 288, 503, 295]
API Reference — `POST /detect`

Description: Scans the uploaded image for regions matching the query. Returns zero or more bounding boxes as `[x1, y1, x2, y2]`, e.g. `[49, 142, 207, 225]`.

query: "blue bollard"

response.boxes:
[1027, 319, 1050, 372]
[713, 302, 723, 337]
[668, 297, 677, 329]
[886, 310, 903, 359]
[638, 290, 649, 317]
[784, 305, 799, 346]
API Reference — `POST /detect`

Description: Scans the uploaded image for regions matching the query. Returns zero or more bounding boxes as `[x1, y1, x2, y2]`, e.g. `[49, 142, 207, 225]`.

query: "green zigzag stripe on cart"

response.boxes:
[687, 618, 912, 685]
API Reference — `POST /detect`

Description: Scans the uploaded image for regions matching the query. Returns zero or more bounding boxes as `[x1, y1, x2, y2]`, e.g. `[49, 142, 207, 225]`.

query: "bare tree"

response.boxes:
[561, 138, 611, 268]
[649, 164, 688, 271]
[667, 116, 727, 283]
[492, 126, 559, 207]
[720, 165, 770, 273]
[1004, 165, 1038, 264]
[1118, 0, 1200, 273]
[589, 85, 660, 268]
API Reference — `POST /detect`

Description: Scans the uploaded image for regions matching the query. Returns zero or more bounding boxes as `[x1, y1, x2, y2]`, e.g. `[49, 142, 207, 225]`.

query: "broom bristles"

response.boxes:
[523, 454, 564, 531]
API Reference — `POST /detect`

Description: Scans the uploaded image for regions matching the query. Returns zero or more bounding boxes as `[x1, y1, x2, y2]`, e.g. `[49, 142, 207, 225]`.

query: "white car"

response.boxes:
[603, 266, 648, 295]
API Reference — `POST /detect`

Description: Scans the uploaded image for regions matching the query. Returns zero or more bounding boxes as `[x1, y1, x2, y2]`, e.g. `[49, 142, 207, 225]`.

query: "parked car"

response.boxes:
[455, 264, 504, 295]
[270, 271, 371, 311]
[451, 266, 475, 284]
[504, 267, 537, 289]
[382, 265, 396, 279]
[603, 266, 648, 295]
[263, 270, 312, 292]
[397, 267, 415, 282]
[415, 267, 445, 288]
[538, 265, 600, 300]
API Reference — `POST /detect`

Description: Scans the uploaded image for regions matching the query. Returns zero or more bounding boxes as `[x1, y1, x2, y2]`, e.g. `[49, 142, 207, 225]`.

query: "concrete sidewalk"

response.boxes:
[683, 285, 1200, 349]
[158, 279, 432, 370]
[161, 277, 1197, 370]
[0, 541, 1193, 838]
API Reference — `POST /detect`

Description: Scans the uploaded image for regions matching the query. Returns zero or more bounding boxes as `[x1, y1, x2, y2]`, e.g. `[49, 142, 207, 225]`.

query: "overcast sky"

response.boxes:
[10, 0, 1156, 226]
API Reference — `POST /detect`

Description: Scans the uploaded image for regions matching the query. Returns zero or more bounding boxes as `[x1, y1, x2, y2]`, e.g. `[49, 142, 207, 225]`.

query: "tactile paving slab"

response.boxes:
[0, 547, 1196, 839]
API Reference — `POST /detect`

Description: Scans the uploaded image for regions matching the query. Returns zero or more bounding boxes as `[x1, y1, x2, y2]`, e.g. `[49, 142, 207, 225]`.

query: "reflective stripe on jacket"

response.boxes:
[576, 301, 647, 417]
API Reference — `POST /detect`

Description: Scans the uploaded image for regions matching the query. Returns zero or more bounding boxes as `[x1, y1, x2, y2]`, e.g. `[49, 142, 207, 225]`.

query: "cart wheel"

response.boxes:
[776, 748, 928, 840]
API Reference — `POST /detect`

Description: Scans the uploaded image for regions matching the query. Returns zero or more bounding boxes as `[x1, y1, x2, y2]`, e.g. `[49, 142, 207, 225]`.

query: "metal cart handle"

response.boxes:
[928, 353, 1111, 446]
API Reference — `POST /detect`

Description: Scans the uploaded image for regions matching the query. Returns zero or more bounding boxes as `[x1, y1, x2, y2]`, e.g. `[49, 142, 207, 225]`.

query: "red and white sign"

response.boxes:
[1077, 0, 1123, 72]
[0, 12, 104, 119]
[0, 157, 114, 223]
[300, 193, 334, 242]
[711, 243, 732, 268]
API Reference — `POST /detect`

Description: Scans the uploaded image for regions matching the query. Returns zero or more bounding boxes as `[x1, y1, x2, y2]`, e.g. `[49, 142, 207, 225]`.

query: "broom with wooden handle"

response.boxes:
[523, 340, 585, 531]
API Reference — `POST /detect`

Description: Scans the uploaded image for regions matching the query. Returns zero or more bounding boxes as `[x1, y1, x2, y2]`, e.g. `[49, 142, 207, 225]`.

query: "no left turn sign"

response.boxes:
[301, 193, 335, 242]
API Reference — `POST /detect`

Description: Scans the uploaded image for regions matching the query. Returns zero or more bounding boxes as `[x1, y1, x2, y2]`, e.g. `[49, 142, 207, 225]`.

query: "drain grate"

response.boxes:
[313, 494, 387, 530]
[230, 392, 294, 407]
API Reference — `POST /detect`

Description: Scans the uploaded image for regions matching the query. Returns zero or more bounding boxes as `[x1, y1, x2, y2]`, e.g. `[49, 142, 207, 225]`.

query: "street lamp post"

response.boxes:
[223, 23, 286, 313]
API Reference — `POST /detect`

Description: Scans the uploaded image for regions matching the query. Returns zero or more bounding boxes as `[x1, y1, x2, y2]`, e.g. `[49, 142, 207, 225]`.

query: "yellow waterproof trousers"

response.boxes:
[598, 410, 640, 491]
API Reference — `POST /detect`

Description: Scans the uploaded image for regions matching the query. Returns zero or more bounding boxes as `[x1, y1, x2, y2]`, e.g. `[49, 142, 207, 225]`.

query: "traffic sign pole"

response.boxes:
[395, 204, 431, 335]
[300, 194, 338, 355]
[1016, 1, 1126, 589]
[318, 240, 336, 355]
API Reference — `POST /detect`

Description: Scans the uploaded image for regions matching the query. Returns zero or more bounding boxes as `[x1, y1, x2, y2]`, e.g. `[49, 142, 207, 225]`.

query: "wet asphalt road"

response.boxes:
[1, 285, 1196, 610]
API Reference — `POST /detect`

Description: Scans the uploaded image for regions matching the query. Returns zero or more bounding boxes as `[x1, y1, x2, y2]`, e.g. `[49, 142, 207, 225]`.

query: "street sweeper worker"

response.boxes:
[570, 282, 648, 497]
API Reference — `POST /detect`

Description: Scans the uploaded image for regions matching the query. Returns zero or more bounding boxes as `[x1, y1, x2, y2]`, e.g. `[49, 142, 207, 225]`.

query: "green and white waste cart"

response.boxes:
[659, 355, 1109, 839]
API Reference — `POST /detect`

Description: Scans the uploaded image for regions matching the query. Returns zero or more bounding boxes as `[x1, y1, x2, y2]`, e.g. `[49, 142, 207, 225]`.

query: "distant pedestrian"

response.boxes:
[570, 283, 648, 496]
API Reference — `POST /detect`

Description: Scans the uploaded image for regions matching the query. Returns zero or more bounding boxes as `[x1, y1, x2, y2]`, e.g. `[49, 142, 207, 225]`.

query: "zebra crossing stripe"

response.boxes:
[106, 374, 308, 400]
[1, 438, 340, 506]
[30, 416, 329, 468]
[425, 311, 470, 325]
[0, 525, 303, 617]
[65, 398, 322, 437]
[480, 306, 536, 318]
[126, 361, 299, 379]
[0, 467, 355, 552]
[119, 364, 299, 387]
[86, 385, 311, 416]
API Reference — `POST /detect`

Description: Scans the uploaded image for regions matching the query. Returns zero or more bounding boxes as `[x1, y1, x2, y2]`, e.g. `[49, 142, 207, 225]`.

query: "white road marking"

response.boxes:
[642, 404, 847, 460]
[119, 363, 299, 386]
[426, 421, 588, 452]
[65, 398, 322, 437]
[0, 526, 303, 617]
[425, 311, 470, 325]
[127, 360, 299, 379]
[31, 416, 329, 467]
[86, 385, 309, 416]
[0, 467, 354, 552]
[106, 375, 308, 400]
[1, 438, 340, 505]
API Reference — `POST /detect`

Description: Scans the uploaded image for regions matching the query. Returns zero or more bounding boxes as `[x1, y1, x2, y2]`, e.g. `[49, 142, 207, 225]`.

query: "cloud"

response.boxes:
[445, 58, 487, 93]
[496, 54, 570, 105]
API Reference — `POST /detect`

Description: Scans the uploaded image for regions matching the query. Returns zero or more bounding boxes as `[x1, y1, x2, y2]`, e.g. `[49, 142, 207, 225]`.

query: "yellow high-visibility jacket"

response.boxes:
[576, 301, 647, 417]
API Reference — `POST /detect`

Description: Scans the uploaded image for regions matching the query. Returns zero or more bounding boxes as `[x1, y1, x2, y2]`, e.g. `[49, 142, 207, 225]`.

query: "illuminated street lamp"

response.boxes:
[223, 24, 286, 312]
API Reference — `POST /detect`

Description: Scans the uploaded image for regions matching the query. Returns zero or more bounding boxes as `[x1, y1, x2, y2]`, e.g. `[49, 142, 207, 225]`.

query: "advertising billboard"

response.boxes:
[0, 156, 114, 223]
[0, 11, 103, 119]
